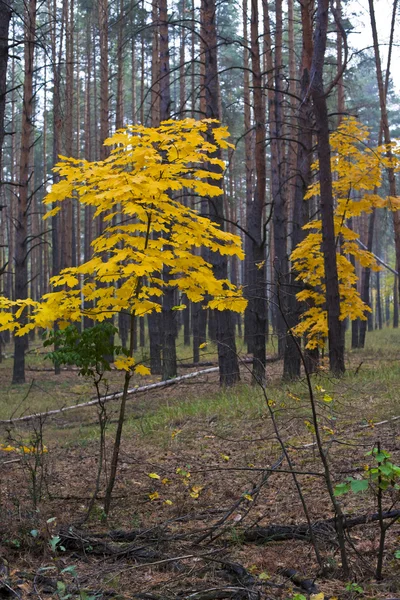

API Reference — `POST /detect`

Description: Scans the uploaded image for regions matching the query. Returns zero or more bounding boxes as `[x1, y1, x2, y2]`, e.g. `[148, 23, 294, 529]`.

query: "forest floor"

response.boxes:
[0, 329, 400, 600]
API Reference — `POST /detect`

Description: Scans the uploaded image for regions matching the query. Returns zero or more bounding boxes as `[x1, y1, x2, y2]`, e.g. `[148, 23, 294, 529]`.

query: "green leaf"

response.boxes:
[334, 482, 350, 496]
[395, 550, 400, 559]
[350, 479, 369, 493]
[374, 451, 390, 462]
[49, 535, 61, 552]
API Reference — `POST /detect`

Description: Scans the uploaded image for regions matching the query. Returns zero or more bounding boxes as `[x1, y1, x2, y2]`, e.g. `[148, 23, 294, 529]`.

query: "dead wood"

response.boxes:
[0, 366, 221, 425]
[58, 525, 164, 560]
[243, 509, 400, 543]
[183, 589, 260, 600]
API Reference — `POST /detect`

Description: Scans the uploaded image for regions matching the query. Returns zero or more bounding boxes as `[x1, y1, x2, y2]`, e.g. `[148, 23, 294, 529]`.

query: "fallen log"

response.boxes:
[0, 355, 281, 425]
[0, 366, 220, 425]
[243, 509, 400, 543]
[58, 525, 164, 560]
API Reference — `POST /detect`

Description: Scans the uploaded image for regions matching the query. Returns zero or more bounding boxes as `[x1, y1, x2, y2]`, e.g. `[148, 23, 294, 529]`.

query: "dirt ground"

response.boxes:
[1, 333, 400, 599]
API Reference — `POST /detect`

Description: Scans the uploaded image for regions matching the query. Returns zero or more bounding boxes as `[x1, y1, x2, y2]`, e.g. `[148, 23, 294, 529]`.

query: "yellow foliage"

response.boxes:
[292, 118, 400, 348]
[0, 119, 246, 336]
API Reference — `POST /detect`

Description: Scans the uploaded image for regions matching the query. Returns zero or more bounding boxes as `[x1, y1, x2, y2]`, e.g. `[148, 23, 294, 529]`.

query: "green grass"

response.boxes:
[1, 326, 400, 450]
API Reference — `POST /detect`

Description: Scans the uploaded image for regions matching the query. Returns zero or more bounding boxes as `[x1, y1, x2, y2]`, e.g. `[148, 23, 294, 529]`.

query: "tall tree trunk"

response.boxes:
[116, 0, 130, 350]
[336, 0, 345, 124]
[159, 0, 177, 380]
[393, 275, 398, 328]
[375, 270, 382, 330]
[13, 0, 36, 384]
[368, 0, 400, 320]
[131, 0, 137, 124]
[359, 0, 396, 345]
[147, 0, 162, 374]
[359, 209, 375, 347]
[62, 0, 74, 270]
[0, 0, 11, 177]
[283, 0, 314, 379]
[242, 0, 254, 353]
[98, 0, 109, 164]
[310, 0, 344, 375]
[271, 0, 288, 359]
[248, 0, 266, 384]
[201, 0, 240, 385]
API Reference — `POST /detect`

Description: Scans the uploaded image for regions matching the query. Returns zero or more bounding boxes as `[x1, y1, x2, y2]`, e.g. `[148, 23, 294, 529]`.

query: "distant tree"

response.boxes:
[12, 0, 37, 384]
[0, 0, 12, 177]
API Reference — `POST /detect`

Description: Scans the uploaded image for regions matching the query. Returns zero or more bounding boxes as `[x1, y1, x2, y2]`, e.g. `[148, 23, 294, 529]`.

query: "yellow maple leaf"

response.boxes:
[134, 364, 151, 376]
[114, 356, 135, 371]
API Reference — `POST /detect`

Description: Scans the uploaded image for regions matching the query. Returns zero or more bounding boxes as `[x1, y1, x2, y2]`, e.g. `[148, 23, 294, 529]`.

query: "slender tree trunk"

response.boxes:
[6, 21, 16, 309]
[159, 0, 177, 380]
[248, 0, 266, 384]
[147, 0, 162, 375]
[242, 0, 254, 353]
[310, 0, 344, 375]
[393, 275, 398, 328]
[376, 270, 383, 330]
[98, 0, 109, 163]
[201, 0, 240, 385]
[271, 0, 289, 359]
[0, 0, 11, 177]
[13, 0, 37, 384]
[283, 0, 314, 379]
[368, 0, 400, 318]
[62, 0, 74, 271]
[336, 0, 345, 124]
[131, 0, 137, 124]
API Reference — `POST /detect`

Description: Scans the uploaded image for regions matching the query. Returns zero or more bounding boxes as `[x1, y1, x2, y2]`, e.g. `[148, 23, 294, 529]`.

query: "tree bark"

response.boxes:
[368, 0, 400, 320]
[0, 0, 11, 177]
[283, 0, 314, 379]
[201, 0, 240, 385]
[248, 0, 266, 384]
[271, 0, 288, 359]
[13, 0, 37, 384]
[159, 0, 177, 381]
[310, 0, 344, 375]
[242, 0, 254, 353]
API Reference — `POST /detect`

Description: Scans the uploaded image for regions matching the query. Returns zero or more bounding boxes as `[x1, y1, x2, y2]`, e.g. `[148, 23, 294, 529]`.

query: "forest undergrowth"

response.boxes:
[0, 328, 400, 600]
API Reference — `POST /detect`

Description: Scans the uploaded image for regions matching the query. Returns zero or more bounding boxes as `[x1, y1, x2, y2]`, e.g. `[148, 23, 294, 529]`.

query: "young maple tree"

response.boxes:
[0, 118, 247, 513]
[291, 118, 400, 349]
[1, 119, 246, 343]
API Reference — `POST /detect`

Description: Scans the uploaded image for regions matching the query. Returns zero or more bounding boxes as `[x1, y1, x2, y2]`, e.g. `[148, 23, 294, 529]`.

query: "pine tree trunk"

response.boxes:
[147, 0, 162, 374]
[310, 0, 344, 375]
[0, 0, 11, 175]
[283, 0, 314, 379]
[201, 0, 240, 385]
[393, 275, 398, 328]
[248, 0, 266, 384]
[243, 0, 253, 352]
[368, 0, 400, 317]
[159, 0, 177, 381]
[13, 0, 37, 384]
[62, 0, 74, 270]
[359, 212, 375, 348]
[271, 0, 288, 359]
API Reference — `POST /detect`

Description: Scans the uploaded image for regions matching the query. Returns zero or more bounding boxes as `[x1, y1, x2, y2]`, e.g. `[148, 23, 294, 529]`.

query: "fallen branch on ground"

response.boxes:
[243, 509, 400, 543]
[0, 366, 221, 424]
